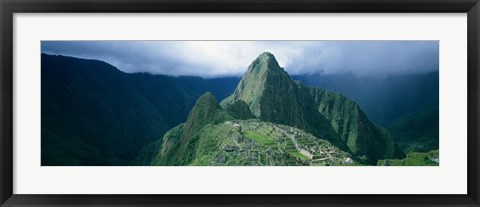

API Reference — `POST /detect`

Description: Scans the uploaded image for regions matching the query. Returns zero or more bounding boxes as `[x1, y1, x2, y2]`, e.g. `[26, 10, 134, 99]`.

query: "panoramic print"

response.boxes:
[41, 41, 439, 166]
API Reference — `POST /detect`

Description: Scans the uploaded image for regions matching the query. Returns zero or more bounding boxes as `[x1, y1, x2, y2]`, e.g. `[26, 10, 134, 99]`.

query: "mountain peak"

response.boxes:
[258, 51, 275, 60]
[184, 92, 220, 132]
[248, 52, 284, 75]
[182, 92, 232, 141]
[197, 92, 217, 105]
[223, 52, 293, 118]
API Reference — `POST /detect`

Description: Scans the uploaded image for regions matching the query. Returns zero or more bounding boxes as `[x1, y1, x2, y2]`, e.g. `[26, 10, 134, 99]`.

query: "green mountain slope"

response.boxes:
[221, 53, 344, 150]
[41, 54, 239, 165]
[223, 100, 256, 120]
[137, 93, 354, 166]
[377, 149, 438, 166]
[387, 95, 439, 153]
[174, 93, 234, 164]
[139, 52, 404, 166]
[221, 52, 403, 163]
[293, 72, 439, 127]
[42, 54, 168, 165]
[306, 87, 403, 162]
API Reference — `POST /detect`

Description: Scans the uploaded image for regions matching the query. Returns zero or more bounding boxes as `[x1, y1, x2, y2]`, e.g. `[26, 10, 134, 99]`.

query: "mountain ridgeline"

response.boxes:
[293, 71, 439, 128]
[294, 71, 439, 154]
[137, 52, 404, 166]
[41, 54, 240, 165]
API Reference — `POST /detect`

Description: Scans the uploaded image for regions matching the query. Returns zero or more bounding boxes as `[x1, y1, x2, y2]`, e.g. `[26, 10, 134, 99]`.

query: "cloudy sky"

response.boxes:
[41, 41, 438, 78]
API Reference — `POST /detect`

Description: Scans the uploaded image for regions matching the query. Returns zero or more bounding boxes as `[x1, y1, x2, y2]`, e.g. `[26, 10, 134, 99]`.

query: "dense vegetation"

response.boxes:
[42, 52, 438, 166]
[293, 71, 439, 127]
[140, 52, 412, 166]
[293, 68, 439, 156]
[136, 93, 354, 166]
[387, 95, 439, 153]
[41, 54, 239, 165]
[377, 149, 439, 166]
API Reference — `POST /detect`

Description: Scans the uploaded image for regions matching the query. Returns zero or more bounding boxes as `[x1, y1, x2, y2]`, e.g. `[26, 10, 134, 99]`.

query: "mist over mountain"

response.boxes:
[293, 71, 438, 127]
[42, 41, 439, 78]
[223, 52, 404, 162]
[387, 95, 439, 153]
[42, 41, 439, 128]
[293, 72, 439, 154]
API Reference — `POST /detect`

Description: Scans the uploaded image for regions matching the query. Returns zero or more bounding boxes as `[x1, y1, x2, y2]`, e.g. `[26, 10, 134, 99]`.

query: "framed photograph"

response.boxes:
[1, 0, 479, 206]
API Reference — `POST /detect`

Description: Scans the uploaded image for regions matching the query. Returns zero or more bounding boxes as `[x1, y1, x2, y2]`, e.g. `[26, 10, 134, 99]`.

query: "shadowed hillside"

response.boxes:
[41, 54, 239, 165]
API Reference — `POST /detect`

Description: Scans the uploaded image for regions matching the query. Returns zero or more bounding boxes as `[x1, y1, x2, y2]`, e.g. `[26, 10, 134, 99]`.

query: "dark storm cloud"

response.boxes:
[41, 41, 439, 78]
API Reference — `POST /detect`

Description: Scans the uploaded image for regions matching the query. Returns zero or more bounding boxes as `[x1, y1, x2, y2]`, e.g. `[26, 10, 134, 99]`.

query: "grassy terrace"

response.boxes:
[235, 120, 354, 165]
[288, 151, 310, 161]
[244, 130, 278, 147]
[284, 138, 296, 151]
[244, 129, 310, 161]
[377, 149, 439, 166]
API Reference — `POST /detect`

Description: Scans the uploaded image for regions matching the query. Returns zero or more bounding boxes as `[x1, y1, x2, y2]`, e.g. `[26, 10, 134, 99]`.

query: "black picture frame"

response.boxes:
[1, 0, 479, 206]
